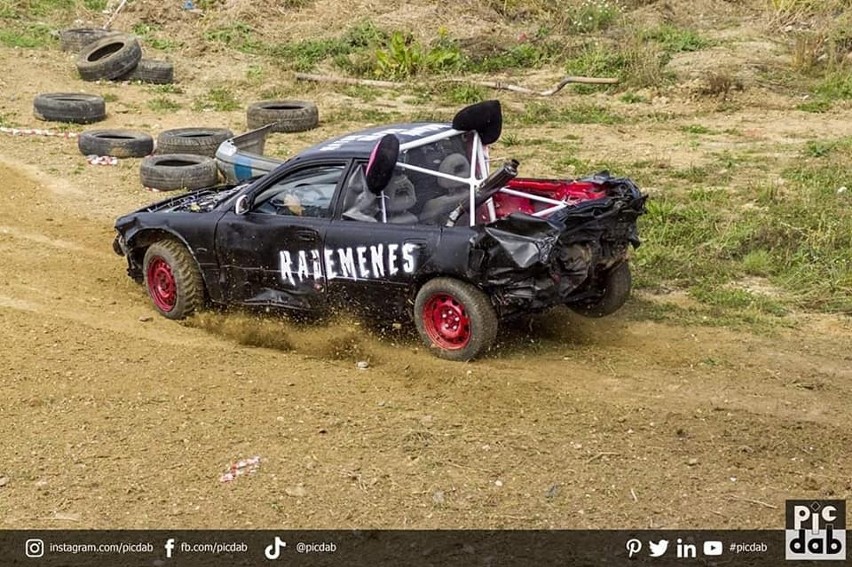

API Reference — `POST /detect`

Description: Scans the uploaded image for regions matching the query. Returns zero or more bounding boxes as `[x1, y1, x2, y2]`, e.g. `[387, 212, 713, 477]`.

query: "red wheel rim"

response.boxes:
[422, 293, 471, 350]
[146, 256, 176, 312]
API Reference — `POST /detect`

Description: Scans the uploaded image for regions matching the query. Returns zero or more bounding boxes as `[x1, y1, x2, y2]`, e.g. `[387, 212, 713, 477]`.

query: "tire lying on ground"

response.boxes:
[76, 34, 142, 81]
[246, 100, 318, 132]
[119, 59, 174, 84]
[59, 28, 117, 53]
[33, 93, 106, 124]
[156, 127, 234, 157]
[78, 129, 154, 158]
[140, 154, 219, 191]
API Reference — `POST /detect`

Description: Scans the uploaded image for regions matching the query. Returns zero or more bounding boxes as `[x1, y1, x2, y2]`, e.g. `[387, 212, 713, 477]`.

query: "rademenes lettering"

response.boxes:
[280, 243, 418, 285]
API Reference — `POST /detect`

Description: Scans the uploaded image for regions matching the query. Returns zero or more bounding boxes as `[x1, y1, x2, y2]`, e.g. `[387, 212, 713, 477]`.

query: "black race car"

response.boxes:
[114, 101, 646, 361]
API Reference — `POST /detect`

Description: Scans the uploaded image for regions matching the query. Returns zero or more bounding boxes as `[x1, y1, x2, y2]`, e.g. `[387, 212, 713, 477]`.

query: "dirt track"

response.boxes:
[1, 45, 851, 530]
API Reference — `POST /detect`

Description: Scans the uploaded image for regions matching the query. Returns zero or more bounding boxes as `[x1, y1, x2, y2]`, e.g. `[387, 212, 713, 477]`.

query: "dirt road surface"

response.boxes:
[0, 43, 850, 531]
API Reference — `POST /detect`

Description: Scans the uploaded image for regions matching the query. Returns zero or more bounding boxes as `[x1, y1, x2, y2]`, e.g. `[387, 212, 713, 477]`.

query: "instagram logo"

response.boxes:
[25, 539, 45, 558]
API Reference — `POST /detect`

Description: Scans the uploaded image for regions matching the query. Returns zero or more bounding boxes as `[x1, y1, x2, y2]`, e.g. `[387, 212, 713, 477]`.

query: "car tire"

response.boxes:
[414, 277, 498, 361]
[567, 261, 632, 318]
[156, 127, 234, 157]
[246, 100, 319, 132]
[78, 129, 154, 158]
[119, 59, 174, 84]
[76, 34, 142, 81]
[33, 93, 106, 124]
[59, 28, 117, 53]
[140, 154, 219, 191]
[143, 240, 205, 319]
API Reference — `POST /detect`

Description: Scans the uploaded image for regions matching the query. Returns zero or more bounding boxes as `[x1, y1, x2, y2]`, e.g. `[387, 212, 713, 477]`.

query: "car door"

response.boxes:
[214, 160, 349, 312]
[323, 162, 442, 318]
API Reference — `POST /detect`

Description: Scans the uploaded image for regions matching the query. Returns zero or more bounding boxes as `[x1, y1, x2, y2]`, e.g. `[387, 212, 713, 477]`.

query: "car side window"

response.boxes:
[254, 163, 346, 218]
[341, 164, 419, 224]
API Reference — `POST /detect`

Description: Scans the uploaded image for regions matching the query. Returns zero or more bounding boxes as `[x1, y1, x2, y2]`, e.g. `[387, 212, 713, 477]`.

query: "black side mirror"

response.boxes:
[365, 134, 400, 195]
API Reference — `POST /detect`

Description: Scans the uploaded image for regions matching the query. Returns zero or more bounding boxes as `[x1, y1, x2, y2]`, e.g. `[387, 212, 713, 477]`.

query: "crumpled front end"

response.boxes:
[471, 174, 646, 316]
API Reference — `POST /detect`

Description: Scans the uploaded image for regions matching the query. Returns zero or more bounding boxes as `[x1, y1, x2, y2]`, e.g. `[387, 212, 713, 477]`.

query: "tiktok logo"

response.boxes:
[264, 536, 287, 560]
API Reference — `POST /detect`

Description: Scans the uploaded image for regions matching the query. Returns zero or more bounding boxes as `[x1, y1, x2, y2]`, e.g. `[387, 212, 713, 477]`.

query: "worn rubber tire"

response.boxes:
[33, 92, 106, 124]
[76, 34, 142, 81]
[246, 100, 319, 133]
[140, 154, 218, 191]
[142, 240, 205, 319]
[568, 262, 632, 318]
[414, 277, 498, 362]
[78, 129, 154, 158]
[119, 59, 174, 84]
[59, 28, 117, 53]
[156, 127, 234, 157]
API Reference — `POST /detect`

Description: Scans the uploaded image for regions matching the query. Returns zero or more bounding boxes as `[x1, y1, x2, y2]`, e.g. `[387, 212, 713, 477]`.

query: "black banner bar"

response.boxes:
[3, 530, 842, 566]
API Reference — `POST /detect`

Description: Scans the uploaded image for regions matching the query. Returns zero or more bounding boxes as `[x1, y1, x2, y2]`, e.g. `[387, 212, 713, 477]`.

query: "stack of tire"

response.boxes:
[60, 28, 173, 84]
[141, 128, 233, 192]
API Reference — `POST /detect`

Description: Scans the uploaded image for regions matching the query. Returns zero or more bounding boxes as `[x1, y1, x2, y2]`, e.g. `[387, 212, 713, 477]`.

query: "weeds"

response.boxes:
[132, 23, 180, 52]
[0, 22, 53, 48]
[565, 0, 622, 33]
[815, 71, 852, 100]
[468, 40, 561, 72]
[444, 84, 487, 105]
[797, 99, 831, 113]
[147, 83, 184, 95]
[203, 22, 262, 53]
[636, 139, 852, 314]
[681, 124, 713, 135]
[147, 97, 181, 112]
[565, 37, 669, 89]
[642, 25, 711, 54]
[192, 87, 240, 112]
[372, 31, 462, 79]
[620, 92, 647, 104]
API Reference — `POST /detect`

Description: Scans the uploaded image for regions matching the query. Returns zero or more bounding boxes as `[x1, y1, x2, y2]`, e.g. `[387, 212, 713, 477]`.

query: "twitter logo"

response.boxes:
[648, 539, 669, 557]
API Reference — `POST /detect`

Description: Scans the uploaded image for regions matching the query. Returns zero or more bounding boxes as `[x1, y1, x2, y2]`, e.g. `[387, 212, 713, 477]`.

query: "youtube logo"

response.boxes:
[703, 541, 723, 556]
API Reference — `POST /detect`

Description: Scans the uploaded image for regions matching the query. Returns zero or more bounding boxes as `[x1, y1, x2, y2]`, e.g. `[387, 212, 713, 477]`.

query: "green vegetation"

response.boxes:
[0, 22, 53, 48]
[564, 38, 670, 90]
[815, 71, 852, 101]
[147, 97, 181, 112]
[565, 0, 622, 33]
[203, 22, 262, 53]
[444, 84, 487, 105]
[642, 25, 711, 53]
[636, 138, 852, 314]
[131, 23, 180, 51]
[681, 124, 713, 135]
[372, 31, 462, 79]
[192, 87, 240, 112]
[620, 92, 647, 104]
[146, 83, 184, 95]
[511, 101, 623, 126]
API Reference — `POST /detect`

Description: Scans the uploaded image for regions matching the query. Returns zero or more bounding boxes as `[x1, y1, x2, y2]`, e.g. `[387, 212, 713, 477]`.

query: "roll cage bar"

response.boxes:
[394, 129, 574, 226]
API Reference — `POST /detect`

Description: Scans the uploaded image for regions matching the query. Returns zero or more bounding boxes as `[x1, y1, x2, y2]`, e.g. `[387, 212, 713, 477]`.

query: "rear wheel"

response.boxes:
[142, 241, 205, 319]
[568, 261, 632, 317]
[414, 278, 498, 361]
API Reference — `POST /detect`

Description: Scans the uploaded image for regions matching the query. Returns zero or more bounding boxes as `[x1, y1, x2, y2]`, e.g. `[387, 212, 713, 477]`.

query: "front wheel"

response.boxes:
[567, 261, 632, 318]
[414, 278, 498, 361]
[142, 240, 205, 319]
